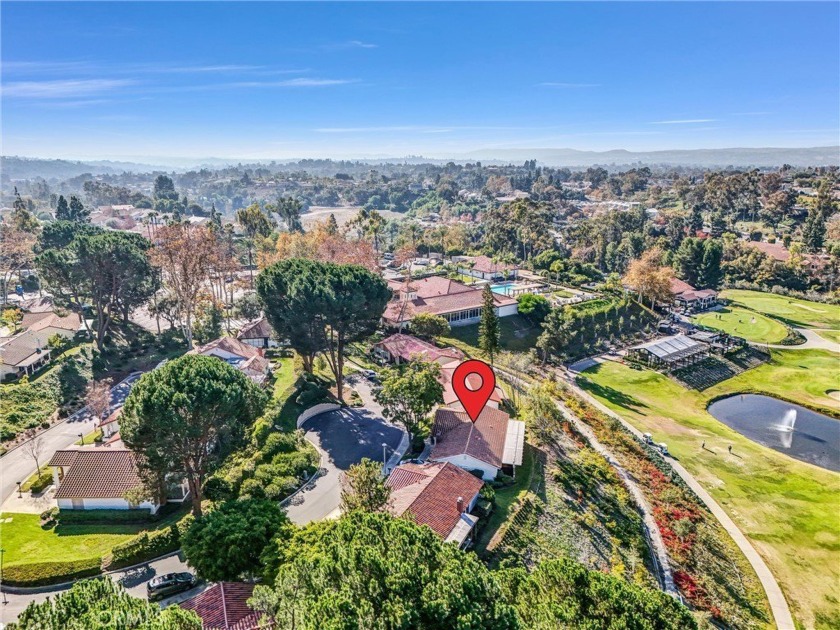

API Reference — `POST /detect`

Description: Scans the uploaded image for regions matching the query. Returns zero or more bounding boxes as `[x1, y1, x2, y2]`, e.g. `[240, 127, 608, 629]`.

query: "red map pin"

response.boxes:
[452, 359, 496, 423]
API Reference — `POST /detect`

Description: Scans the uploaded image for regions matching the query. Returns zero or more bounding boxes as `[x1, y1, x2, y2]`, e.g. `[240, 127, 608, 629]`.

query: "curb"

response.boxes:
[0, 373, 141, 459]
[0, 550, 184, 595]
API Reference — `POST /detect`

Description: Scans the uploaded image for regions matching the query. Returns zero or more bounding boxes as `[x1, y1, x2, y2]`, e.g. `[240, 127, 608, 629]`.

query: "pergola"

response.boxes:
[628, 334, 708, 369]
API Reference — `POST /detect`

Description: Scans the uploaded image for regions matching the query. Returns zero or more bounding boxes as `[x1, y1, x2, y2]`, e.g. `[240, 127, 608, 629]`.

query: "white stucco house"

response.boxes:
[48, 448, 189, 514]
[429, 407, 525, 481]
[456, 255, 519, 281]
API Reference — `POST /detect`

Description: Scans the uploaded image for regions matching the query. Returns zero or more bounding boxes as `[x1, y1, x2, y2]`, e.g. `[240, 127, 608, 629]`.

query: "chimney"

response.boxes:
[456, 496, 464, 513]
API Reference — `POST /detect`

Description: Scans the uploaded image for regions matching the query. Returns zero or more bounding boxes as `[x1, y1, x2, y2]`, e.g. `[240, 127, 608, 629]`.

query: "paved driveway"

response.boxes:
[285, 405, 404, 525]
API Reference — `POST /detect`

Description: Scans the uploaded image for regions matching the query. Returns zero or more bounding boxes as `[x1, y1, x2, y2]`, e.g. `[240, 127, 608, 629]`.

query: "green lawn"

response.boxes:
[693, 306, 789, 344]
[817, 329, 840, 345]
[271, 357, 298, 399]
[440, 314, 540, 356]
[0, 512, 170, 568]
[579, 350, 840, 629]
[722, 289, 840, 330]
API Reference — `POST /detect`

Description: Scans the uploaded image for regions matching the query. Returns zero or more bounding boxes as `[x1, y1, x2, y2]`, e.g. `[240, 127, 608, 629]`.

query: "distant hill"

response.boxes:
[2, 146, 838, 179]
[458, 146, 840, 168]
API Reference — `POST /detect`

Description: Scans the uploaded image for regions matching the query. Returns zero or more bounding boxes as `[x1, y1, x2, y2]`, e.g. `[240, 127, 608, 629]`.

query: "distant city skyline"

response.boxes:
[2, 1, 838, 159]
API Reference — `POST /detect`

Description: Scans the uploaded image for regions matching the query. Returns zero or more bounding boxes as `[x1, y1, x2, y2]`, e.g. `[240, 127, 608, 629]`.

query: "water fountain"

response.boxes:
[775, 408, 796, 449]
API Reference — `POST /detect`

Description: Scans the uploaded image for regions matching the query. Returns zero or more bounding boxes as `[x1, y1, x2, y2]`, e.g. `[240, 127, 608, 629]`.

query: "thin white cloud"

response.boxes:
[229, 78, 358, 88]
[651, 119, 717, 124]
[349, 40, 378, 49]
[538, 82, 600, 88]
[2, 78, 137, 99]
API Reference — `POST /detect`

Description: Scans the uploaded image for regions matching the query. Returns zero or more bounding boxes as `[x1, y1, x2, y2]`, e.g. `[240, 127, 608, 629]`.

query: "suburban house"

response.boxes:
[382, 276, 518, 328]
[237, 316, 278, 349]
[439, 362, 506, 410]
[189, 336, 270, 385]
[373, 333, 464, 366]
[20, 310, 84, 340]
[429, 407, 525, 481]
[670, 278, 718, 311]
[47, 448, 189, 513]
[0, 331, 51, 380]
[387, 461, 484, 548]
[180, 582, 261, 630]
[0, 308, 84, 380]
[627, 334, 709, 370]
[456, 255, 519, 281]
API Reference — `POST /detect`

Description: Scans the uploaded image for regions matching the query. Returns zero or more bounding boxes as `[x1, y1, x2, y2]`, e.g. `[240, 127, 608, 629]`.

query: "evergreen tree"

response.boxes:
[479, 284, 501, 363]
[66, 195, 90, 222]
[54, 195, 69, 219]
[802, 205, 827, 252]
[700, 239, 724, 288]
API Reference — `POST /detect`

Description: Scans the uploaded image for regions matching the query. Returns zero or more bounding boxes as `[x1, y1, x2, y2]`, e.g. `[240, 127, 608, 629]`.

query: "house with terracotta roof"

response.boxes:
[180, 582, 261, 630]
[47, 448, 189, 513]
[429, 407, 525, 481]
[383, 276, 517, 328]
[456, 255, 519, 281]
[189, 336, 270, 385]
[373, 333, 464, 366]
[236, 317, 278, 349]
[439, 362, 505, 411]
[669, 277, 718, 311]
[387, 461, 484, 548]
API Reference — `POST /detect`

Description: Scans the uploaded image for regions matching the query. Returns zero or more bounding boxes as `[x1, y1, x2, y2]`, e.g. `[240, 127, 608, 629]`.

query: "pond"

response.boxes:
[708, 394, 840, 472]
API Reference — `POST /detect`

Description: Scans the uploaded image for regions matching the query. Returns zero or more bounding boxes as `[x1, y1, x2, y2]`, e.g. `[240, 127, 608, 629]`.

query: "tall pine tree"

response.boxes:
[479, 284, 500, 364]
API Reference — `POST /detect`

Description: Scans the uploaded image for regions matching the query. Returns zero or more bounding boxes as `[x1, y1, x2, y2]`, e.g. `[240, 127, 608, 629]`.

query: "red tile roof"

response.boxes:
[374, 333, 464, 364]
[439, 364, 505, 407]
[387, 462, 483, 539]
[430, 407, 511, 469]
[387, 276, 474, 299]
[382, 279, 516, 325]
[50, 449, 144, 499]
[669, 277, 695, 296]
[180, 583, 260, 630]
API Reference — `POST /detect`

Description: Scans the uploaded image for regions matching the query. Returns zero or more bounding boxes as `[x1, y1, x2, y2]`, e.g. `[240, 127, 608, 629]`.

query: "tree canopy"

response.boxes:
[256, 258, 390, 400]
[340, 457, 392, 514]
[182, 498, 289, 581]
[120, 354, 266, 516]
[479, 284, 501, 363]
[9, 578, 201, 630]
[375, 360, 443, 441]
[254, 511, 519, 630]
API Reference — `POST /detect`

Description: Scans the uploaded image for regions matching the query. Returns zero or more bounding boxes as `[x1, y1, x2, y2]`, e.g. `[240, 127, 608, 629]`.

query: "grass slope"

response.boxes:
[579, 350, 840, 629]
[722, 289, 840, 330]
[440, 314, 540, 355]
[693, 307, 789, 344]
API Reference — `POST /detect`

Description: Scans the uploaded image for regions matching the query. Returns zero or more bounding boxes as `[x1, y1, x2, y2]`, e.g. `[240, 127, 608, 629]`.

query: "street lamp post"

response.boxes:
[78, 432, 84, 444]
[382, 443, 388, 468]
[1, 548, 7, 605]
[16, 482, 22, 498]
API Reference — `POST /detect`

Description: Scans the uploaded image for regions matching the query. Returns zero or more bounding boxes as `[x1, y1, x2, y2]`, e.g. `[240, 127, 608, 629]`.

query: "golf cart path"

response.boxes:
[562, 372, 796, 630]
[761, 327, 839, 352]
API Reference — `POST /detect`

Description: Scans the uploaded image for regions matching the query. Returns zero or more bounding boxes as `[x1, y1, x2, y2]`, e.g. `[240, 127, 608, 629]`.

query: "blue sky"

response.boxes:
[2, 2, 838, 160]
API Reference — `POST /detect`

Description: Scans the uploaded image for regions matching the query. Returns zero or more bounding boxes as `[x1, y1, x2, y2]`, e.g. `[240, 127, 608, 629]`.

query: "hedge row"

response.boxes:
[58, 508, 156, 525]
[103, 515, 193, 570]
[3, 557, 101, 587]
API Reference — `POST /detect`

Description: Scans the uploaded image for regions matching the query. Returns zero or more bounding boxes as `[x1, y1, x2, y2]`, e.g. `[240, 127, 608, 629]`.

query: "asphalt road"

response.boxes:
[0, 374, 142, 505]
[285, 403, 404, 525]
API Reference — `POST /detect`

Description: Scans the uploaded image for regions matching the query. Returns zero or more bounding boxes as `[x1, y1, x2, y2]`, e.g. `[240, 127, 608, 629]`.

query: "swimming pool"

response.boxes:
[491, 282, 518, 295]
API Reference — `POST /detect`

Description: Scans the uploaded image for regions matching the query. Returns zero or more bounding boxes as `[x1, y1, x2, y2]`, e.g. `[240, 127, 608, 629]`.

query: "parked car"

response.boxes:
[656, 442, 670, 456]
[147, 572, 197, 601]
[361, 369, 379, 381]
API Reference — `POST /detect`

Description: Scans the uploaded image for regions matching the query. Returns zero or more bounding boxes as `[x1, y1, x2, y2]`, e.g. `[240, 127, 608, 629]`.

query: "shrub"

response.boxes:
[23, 470, 53, 494]
[104, 515, 192, 570]
[203, 476, 233, 502]
[239, 478, 266, 499]
[58, 508, 156, 525]
[479, 484, 496, 503]
[3, 557, 101, 586]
